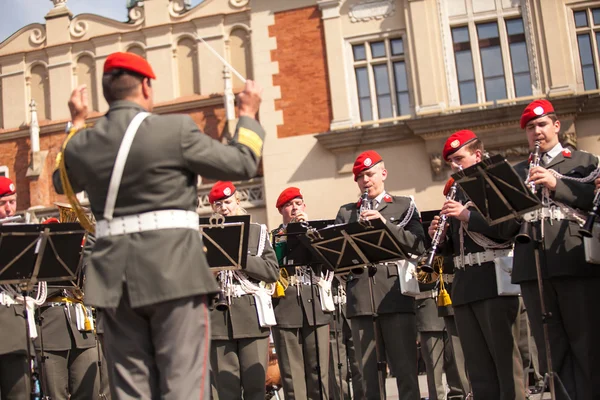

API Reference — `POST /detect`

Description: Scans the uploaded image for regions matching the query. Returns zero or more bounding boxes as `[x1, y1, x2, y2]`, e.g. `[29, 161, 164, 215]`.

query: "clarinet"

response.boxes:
[516, 140, 542, 244]
[421, 177, 458, 273]
[359, 189, 371, 219]
[580, 190, 600, 237]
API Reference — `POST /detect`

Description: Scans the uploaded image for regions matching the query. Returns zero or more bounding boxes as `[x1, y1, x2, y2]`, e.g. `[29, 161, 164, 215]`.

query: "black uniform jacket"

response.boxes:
[506, 151, 600, 283]
[211, 223, 279, 340]
[334, 195, 426, 318]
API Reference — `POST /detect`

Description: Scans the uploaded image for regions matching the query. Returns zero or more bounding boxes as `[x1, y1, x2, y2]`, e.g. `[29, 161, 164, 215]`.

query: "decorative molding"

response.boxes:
[168, 0, 189, 18]
[29, 28, 46, 45]
[51, 0, 68, 8]
[69, 19, 89, 39]
[317, 0, 342, 20]
[128, 4, 145, 25]
[196, 178, 264, 214]
[349, 0, 395, 23]
[229, 0, 249, 8]
[437, 0, 459, 107]
[523, 0, 541, 95]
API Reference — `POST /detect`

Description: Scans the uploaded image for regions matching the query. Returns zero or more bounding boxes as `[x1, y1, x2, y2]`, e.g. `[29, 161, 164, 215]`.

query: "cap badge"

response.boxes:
[9, 183, 15, 192]
[363, 157, 373, 167]
[533, 106, 544, 116]
[450, 139, 460, 149]
[223, 187, 232, 196]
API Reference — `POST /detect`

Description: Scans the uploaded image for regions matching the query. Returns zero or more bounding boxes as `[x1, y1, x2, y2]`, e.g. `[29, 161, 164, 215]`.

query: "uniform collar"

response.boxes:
[544, 142, 563, 164]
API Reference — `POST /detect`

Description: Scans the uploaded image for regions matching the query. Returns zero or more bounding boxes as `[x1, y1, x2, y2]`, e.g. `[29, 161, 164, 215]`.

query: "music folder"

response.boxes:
[0, 223, 86, 287]
[275, 219, 335, 267]
[297, 218, 408, 273]
[452, 154, 542, 225]
[199, 214, 250, 271]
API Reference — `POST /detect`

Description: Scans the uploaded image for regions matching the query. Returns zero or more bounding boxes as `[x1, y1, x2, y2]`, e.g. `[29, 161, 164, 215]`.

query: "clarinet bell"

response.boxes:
[516, 221, 533, 244]
[419, 251, 436, 274]
[580, 213, 597, 238]
[215, 292, 229, 311]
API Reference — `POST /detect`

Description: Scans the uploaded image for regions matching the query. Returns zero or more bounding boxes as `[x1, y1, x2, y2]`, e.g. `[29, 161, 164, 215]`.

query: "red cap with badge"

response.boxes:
[208, 181, 236, 204]
[104, 52, 156, 80]
[353, 150, 383, 181]
[443, 130, 478, 161]
[276, 187, 303, 209]
[0, 177, 16, 197]
[520, 99, 555, 129]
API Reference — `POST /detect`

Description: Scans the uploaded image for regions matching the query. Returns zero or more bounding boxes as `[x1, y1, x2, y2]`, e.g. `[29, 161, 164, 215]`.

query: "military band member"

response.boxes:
[271, 187, 331, 399]
[0, 177, 31, 400]
[53, 52, 265, 399]
[334, 150, 425, 400]
[429, 130, 525, 400]
[207, 181, 279, 400]
[507, 100, 600, 399]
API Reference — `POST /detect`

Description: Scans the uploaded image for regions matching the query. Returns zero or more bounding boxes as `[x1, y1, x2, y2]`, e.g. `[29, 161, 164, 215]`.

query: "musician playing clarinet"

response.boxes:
[207, 181, 279, 400]
[506, 100, 600, 399]
[335, 150, 425, 400]
[429, 130, 526, 400]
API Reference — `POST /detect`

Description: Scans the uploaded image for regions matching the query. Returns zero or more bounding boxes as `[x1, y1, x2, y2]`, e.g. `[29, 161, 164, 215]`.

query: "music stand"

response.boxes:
[198, 214, 250, 271]
[452, 156, 566, 400]
[0, 223, 86, 399]
[451, 154, 541, 224]
[301, 218, 409, 400]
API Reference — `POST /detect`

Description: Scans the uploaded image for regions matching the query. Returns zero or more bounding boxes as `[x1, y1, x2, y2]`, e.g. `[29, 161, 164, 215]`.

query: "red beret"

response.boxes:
[353, 150, 383, 181]
[208, 181, 236, 204]
[276, 187, 303, 209]
[104, 52, 156, 80]
[0, 177, 16, 197]
[520, 100, 555, 129]
[443, 130, 478, 161]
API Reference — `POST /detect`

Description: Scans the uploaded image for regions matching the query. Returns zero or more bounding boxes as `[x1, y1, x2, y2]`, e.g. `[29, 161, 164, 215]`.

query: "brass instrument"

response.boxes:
[580, 190, 600, 237]
[351, 190, 371, 275]
[421, 176, 459, 273]
[516, 140, 541, 244]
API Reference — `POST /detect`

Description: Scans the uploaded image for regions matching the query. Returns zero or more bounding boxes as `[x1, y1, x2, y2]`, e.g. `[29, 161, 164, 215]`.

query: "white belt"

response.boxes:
[416, 289, 437, 300]
[96, 209, 199, 238]
[454, 248, 512, 269]
[0, 292, 17, 307]
[522, 206, 567, 222]
[442, 273, 454, 284]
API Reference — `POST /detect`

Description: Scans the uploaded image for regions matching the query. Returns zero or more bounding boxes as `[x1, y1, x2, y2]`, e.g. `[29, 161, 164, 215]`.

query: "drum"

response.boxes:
[265, 339, 282, 396]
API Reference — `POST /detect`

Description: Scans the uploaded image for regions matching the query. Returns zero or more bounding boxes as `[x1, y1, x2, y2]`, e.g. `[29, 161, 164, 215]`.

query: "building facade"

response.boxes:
[1, 0, 599, 226]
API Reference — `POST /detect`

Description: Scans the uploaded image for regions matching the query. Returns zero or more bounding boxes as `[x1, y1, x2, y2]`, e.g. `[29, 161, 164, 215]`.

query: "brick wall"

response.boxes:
[269, 6, 332, 138]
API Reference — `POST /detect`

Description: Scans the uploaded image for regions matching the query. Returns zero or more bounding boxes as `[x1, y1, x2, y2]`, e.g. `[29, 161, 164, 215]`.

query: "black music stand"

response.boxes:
[452, 154, 541, 224]
[0, 223, 86, 400]
[452, 156, 567, 400]
[199, 214, 250, 271]
[301, 218, 409, 400]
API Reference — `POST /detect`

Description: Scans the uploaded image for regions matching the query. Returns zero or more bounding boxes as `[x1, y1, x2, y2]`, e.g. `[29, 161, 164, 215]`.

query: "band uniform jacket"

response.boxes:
[271, 225, 332, 329]
[334, 195, 426, 318]
[53, 100, 264, 308]
[0, 304, 29, 355]
[443, 191, 517, 307]
[508, 150, 600, 283]
[416, 282, 445, 332]
[211, 223, 279, 340]
[330, 276, 348, 334]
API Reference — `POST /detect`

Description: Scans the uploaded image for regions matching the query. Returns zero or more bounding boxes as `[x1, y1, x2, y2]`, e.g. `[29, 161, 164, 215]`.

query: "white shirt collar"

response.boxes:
[372, 191, 387, 207]
[544, 142, 563, 163]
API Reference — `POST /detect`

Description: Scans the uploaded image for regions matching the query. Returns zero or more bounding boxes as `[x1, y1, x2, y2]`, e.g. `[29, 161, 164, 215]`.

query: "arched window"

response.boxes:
[77, 55, 98, 112]
[127, 45, 146, 58]
[229, 29, 252, 89]
[30, 65, 50, 120]
[177, 38, 200, 96]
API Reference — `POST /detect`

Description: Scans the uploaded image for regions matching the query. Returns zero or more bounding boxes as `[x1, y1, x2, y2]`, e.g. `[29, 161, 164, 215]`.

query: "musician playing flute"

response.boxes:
[207, 181, 279, 400]
[505, 100, 600, 399]
[429, 130, 526, 400]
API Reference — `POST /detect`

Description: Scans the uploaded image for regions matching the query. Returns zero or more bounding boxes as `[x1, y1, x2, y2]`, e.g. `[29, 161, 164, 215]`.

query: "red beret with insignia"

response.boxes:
[208, 181, 236, 204]
[520, 99, 555, 129]
[353, 150, 383, 181]
[0, 177, 16, 197]
[104, 52, 156, 80]
[443, 130, 478, 161]
[276, 187, 303, 209]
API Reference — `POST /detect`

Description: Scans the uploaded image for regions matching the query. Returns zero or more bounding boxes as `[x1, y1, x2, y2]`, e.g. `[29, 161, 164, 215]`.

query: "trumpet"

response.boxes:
[420, 177, 458, 273]
[580, 189, 600, 237]
[516, 140, 541, 244]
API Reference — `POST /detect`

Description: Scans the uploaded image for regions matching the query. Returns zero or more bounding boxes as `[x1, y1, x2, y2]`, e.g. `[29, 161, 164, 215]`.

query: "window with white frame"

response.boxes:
[450, 16, 532, 105]
[573, 7, 600, 90]
[351, 37, 411, 122]
[0, 166, 8, 177]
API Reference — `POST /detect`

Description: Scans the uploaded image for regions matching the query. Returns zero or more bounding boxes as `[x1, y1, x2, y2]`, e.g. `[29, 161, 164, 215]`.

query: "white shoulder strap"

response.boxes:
[103, 112, 150, 221]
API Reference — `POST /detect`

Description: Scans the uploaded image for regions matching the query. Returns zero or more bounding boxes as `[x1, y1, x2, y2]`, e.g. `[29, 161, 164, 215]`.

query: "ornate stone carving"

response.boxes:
[69, 19, 88, 39]
[349, 0, 395, 23]
[128, 4, 145, 24]
[168, 0, 189, 18]
[29, 28, 46, 45]
[430, 154, 447, 181]
[51, 0, 68, 8]
[229, 0, 249, 8]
